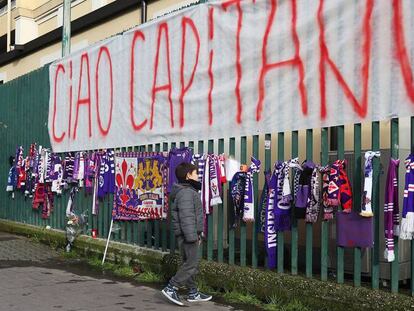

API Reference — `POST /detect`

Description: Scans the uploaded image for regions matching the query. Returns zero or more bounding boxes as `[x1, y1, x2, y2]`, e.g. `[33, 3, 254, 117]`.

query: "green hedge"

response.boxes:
[161, 254, 414, 311]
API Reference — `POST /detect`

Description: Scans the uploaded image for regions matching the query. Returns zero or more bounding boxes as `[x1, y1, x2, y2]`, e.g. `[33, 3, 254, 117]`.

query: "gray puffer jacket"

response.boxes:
[170, 183, 203, 243]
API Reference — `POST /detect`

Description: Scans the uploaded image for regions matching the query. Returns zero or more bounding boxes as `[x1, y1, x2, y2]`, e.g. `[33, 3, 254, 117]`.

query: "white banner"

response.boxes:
[49, 0, 414, 152]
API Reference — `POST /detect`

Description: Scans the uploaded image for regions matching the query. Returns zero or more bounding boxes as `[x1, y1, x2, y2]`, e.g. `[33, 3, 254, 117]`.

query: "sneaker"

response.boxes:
[187, 291, 212, 302]
[161, 284, 184, 306]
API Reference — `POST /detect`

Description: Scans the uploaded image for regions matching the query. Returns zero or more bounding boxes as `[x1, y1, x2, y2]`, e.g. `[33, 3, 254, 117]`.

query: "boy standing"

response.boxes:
[161, 163, 212, 306]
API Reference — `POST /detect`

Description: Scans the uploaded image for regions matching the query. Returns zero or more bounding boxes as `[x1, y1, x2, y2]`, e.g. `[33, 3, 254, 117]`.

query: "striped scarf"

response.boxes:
[305, 166, 320, 223]
[361, 151, 380, 217]
[384, 158, 400, 261]
[243, 157, 261, 222]
[319, 165, 333, 220]
[400, 154, 414, 240]
[275, 161, 291, 231]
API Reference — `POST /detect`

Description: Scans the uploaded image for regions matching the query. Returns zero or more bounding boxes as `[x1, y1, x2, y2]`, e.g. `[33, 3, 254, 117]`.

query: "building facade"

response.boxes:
[0, 0, 197, 83]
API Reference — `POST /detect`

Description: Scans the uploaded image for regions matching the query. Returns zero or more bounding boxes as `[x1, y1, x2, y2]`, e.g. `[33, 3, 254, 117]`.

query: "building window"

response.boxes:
[0, 0, 16, 16]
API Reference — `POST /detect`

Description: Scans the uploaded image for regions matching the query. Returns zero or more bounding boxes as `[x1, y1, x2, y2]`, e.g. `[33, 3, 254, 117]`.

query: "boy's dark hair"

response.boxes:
[175, 162, 198, 183]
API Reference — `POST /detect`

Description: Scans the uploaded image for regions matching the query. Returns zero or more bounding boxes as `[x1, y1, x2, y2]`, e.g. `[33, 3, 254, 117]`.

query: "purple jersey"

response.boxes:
[167, 147, 193, 192]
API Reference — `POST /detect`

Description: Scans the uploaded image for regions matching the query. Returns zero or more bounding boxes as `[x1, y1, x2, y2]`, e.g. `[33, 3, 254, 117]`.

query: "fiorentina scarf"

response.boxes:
[384, 158, 400, 261]
[41, 185, 54, 219]
[191, 153, 206, 183]
[328, 160, 352, 213]
[265, 166, 278, 269]
[295, 160, 315, 219]
[202, 154, 210, 220]
[400, 154, 414, 240]
[319, 165, 333, 220]
[15, 146, 24, 189]
[230, 171, 246, 228]
[51, 155, 63, 194]
[63, 152, 75, 185]
[361, 151, 381, 217]
[275, 161, 291, 231]
[91, 153, 101, 215]
[6, 166, 16, 192]
[243, 157, 261, 222]
[259, 171, 271, 233]
[209, 154, 223, 207]
[305, 167, 320, 223]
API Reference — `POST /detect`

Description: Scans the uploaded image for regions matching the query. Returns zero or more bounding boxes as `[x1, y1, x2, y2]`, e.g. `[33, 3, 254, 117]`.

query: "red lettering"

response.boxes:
[222, 0, 243, 124]
[179, 17, 200, 128]
[68, 61, 73, 138]
[73, 53, 92, 139]
[151, 23, 174, 129]
[256, 0, 307, 121]
[130, 31, 148, 131]
[52, 64, 66, 143]
[209, 7, 214, 41]
[95, 46, 113, 136]
[208, 50, 214, 126]
[393, 0, 414, 102]
[318, 0, 373, 119]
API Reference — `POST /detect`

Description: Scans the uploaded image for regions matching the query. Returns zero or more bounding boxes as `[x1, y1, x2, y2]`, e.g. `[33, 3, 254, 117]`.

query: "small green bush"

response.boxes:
[135, 271, 163, 283]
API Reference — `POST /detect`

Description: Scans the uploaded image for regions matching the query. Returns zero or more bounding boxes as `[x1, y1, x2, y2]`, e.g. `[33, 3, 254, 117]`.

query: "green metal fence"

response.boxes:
[0, 66, 414, 295]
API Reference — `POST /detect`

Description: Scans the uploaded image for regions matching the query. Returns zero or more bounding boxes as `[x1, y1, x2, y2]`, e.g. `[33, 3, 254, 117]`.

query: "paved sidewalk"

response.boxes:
[0, 232, 241, 311]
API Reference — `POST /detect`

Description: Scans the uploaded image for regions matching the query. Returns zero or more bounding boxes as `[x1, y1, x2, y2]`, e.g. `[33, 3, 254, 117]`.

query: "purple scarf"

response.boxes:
[275, 161, 291, 231]
[265, 168, 277, 269]
[243, 157, 261, 222]
[401, 154, 414, 240]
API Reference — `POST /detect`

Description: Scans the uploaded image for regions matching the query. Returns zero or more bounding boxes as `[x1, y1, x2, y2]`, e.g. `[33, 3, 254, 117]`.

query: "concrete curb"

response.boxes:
[0, 219, 168, 273]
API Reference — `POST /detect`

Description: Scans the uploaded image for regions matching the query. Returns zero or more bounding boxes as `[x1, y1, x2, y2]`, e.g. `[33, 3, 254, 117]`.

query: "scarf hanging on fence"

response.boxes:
[41, 185, 54, 219]
[51, 154, 63, 194]
[295, 160, 315, 219]
[305, 166, 320, 223]
[98, 151, 108, 198]
[361, 151, 381, 217]
[66, 186, 79, 217]
[91, 153, 101, 215]
[336, 211, 373, 248]
[259, 171, 270, 233]
[290, 158, 302, 199]
[230, 171, 247, 228]
[265, 166, 278, 269]
[74, 152, 85, 187]
[15, 146, 24, 189]
[98, 149, 115, 199]
[167, 147, 193, 193]
[6, 166, 16, 192]
[107, 149, 115, 194]
[281, 160, 292, 204]
[219, 154, 227, 183]
[319, 165, 333, 220]
[84, 152, 94, 194]
[24, 157, 31, 196]
[384, 158, 400, 261]
[327, 160, 353, 213]
[202, 154, 210, 222]
[243, 157, 261, 222]
[209, 154, 223, 208]
[400, 154, 414, 240]
[275, 161, 291, 231]
[191, 153, 206, 183]
[44, 149, 52, 184]
[63, 152, 75, 186]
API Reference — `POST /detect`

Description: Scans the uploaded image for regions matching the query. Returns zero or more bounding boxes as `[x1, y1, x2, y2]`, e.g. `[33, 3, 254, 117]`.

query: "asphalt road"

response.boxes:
[0, 232, 240, 311]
